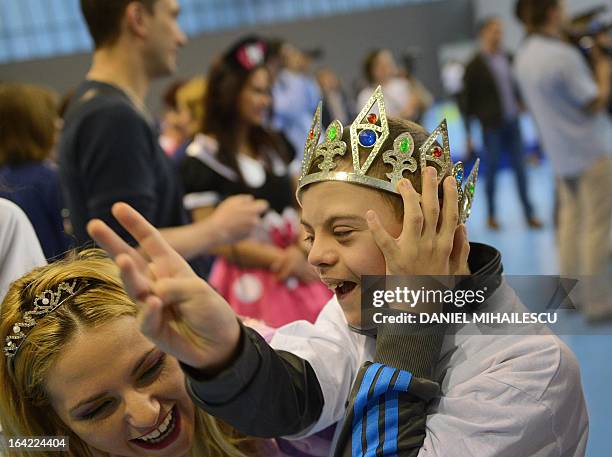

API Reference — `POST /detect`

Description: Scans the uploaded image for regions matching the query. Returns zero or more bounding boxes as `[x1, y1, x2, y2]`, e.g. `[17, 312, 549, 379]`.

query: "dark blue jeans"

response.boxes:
[482, 118, 534, 219]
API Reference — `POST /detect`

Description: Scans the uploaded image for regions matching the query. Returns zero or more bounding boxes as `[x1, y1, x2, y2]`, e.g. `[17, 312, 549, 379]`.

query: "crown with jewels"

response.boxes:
[4, 279, 82, 361]
[297, 86, 480, 224]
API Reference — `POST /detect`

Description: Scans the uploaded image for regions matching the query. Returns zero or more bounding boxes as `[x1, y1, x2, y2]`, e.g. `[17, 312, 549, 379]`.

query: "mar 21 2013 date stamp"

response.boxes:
[1, 436, 69, 452]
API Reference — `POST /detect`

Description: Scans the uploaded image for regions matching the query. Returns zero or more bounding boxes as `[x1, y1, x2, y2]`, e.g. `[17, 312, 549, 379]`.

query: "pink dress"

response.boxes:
[210, 208, 332, 327]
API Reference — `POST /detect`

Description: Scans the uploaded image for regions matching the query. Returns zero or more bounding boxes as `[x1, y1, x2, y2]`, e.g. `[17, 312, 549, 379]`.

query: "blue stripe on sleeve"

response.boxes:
[352, 363, 383, 456]
[393, 370, 412, 392]
[382, 391, 399, 457]
[381, 370, 413, 456]
[364, 366, 396, 456]
[352, 365, 414, 457]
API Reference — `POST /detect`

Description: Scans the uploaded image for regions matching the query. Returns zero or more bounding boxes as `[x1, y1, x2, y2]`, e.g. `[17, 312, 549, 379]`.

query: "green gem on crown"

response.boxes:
[327, 125, 338, 141]
[400, 137, 410, 152]
[468, 182, 475, 195]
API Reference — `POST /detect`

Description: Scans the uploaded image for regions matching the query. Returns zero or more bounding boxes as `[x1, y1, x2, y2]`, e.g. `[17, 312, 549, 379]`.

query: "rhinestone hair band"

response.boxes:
[297, 85, 480, 224]
[4, 280, 80, 360]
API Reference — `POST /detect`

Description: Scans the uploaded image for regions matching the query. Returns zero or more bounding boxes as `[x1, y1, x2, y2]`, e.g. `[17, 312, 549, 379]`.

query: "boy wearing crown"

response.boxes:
[88, 88, 588, 456]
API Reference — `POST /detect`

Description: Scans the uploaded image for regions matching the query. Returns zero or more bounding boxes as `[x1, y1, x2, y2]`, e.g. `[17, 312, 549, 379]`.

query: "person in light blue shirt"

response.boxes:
[514, 0, 611, 319]
[271, 42, 322, 174]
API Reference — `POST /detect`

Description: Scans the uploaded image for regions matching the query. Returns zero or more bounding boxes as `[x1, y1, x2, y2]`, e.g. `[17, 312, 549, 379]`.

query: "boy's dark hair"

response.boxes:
[80, 0, 157, 48]
[524, 0, 560, 29]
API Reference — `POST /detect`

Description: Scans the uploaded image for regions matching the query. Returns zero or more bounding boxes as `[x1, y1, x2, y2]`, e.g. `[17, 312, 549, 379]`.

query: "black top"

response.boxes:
[0, 161, 71, 260]
[181, 242, 503, 456]
[58, 80, 188, 247]
[180, 133, 296, 215]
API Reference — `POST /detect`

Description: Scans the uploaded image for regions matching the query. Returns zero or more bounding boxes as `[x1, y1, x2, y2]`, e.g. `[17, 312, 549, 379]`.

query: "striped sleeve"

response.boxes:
[333, 362, 439, 457]
[333, 321, 445, 457]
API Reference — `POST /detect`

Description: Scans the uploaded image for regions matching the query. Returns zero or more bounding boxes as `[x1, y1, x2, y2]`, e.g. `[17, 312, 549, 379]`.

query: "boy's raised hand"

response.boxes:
[87, 203, 241, 373]
[366, 167, 470, 276]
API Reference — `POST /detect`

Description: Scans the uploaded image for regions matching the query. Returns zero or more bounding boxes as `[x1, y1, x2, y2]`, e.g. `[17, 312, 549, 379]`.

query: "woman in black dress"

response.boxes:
[180, 37, 331, 328]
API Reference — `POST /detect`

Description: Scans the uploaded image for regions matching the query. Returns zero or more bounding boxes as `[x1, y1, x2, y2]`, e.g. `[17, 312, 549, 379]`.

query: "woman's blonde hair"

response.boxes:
[0, 249, 264, 457]
[0, 83, 58, 166]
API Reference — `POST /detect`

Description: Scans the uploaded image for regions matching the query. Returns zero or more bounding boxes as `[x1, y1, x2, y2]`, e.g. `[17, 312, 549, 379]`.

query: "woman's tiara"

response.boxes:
[4, 279, 81, 360]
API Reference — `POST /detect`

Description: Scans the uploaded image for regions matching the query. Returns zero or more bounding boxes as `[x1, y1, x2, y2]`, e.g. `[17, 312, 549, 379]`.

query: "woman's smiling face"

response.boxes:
[45, 316, 195, 457]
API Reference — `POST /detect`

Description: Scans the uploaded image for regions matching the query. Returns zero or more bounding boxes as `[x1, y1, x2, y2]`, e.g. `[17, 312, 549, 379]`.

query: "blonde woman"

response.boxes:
[0, 250, 271, 457]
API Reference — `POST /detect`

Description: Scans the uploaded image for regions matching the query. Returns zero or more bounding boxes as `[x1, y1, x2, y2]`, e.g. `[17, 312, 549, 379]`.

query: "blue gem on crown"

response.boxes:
[456, 168, 464, 183]
[359, 129, 377, 147]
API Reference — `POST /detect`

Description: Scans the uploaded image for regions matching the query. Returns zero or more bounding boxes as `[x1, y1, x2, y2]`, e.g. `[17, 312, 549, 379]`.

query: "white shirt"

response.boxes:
[515, 35, 612, 177]
[0, 198, 46, 439]
[0, 198, 46, 302]
[271, 280, 588, 456]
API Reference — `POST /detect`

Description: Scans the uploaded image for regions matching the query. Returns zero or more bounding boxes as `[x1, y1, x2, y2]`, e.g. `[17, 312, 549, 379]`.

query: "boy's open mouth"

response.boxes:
[332, 281, 358, 299]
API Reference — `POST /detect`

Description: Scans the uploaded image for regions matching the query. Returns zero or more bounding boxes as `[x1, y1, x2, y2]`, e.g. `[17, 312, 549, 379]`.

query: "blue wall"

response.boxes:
[0, 0, 442, 63]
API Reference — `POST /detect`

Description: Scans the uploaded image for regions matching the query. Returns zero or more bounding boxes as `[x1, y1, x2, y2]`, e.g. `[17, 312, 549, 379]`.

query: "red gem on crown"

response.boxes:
[308, 130, 315, 139]
[433, 146, 442, 158]
[367, 113, 378, 124]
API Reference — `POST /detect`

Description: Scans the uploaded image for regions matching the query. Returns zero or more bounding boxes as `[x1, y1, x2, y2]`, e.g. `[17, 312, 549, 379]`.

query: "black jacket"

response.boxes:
[460, 53, 521, 129]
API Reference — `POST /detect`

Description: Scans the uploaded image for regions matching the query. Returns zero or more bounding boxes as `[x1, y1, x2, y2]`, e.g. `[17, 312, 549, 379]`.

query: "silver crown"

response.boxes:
[296, 85, 480, 224]
[4, 280, 79, 360]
